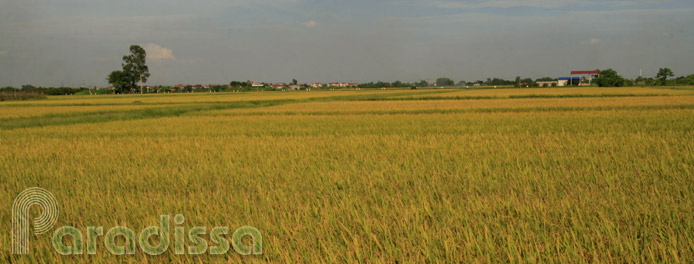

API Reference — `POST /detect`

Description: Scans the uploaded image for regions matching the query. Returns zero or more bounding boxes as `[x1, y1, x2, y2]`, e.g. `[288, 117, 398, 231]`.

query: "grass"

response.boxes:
[1, 87, 693, 263]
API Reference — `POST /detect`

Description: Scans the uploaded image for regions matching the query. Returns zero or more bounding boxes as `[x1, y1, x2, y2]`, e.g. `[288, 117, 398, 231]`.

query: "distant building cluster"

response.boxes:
[544, 71, 600, 87]
[105, 70, 603, 92]
[162, 81, 362, 91]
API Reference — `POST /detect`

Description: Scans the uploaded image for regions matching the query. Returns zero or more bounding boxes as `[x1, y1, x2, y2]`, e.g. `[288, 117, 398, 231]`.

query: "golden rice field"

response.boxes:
[221, 95, 694, 115]
[1, 87, 693, 263]
[0, 90, 404, 106]
[395, 86, 694, 99]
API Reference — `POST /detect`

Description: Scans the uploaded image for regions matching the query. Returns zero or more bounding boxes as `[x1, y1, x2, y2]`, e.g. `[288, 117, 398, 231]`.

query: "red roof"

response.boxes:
[571, 71, 600, 75]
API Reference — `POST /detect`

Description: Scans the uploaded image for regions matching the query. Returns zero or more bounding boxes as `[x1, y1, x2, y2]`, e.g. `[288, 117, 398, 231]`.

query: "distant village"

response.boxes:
[171, 82, 360, 90]
[7, 68, 693, 95]
[142, 71, 601, 93]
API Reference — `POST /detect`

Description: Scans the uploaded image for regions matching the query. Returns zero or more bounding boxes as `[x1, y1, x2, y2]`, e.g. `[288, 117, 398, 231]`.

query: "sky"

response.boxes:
[0, 0, 693, 87]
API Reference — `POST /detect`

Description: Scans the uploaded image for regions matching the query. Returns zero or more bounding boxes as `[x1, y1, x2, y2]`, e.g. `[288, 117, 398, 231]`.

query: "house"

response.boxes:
[536, 81, 556, 87]
[271, 84, 287, 90]
[557, 77, 581, 87]
[250, 81, 265, 87]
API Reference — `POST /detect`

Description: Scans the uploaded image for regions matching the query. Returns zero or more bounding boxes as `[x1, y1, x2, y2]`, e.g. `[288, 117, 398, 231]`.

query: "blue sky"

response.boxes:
[0, 0, 692, 86]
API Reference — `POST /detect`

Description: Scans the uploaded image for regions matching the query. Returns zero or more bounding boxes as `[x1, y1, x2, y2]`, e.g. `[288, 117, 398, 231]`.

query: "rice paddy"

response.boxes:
[1, 87, 693, 263]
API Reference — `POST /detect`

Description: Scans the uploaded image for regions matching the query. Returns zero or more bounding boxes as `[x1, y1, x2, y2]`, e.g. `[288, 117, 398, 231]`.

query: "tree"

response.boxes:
[391, 80, 403, 87]
[108, 45, 150, 94]
[635, 76, 646, 85]
[21, 85, 37, 91]
[107, 70, 131, 93]
[594, 69, 625, 87]
[292, 79, 298, 85]
[487, 78, 514, 86]
[416, 80, 429, 87]
[672, 74, 694, 85]
[520, 78, 536, 87]
[535, 77, 555, 82]
[436, 77, 454, 87]
[124, 45, 150, 93]
[685, 74, 694, 85]
[656, 68, 674, 86]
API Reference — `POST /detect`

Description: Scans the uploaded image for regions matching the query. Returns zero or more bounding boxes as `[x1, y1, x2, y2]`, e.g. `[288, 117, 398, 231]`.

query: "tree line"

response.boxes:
[6, 68, 692, 96]
[592, 68, 694, 87]
[1, 85, 93, 95]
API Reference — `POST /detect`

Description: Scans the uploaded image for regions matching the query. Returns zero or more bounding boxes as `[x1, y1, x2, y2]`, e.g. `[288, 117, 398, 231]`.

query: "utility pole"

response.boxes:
[140, 73, 143, 94]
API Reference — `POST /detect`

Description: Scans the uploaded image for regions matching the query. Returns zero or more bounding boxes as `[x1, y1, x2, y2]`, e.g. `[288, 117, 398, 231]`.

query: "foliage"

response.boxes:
[0, 91, 46, 101]
[657, 68, 674, 85]
[595, 68, 626, 87]
[358, 81, 391, 88]
[0, 86, 88, 95]
[675, 74, 694, 85]
[107, 45, 150, 93]
[535, 77, 556, 82]
[521, 78, 537, 87]
[21, 84, 37, 90]
[391, 81, 408, 87]
[486, 78, 515, 86]
[107, 70, 130, 93]
[436, 77, 454, 87]
[229, 81, 251, 88]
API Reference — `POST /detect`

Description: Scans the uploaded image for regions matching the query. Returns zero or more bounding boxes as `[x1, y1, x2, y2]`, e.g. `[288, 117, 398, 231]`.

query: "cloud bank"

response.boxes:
[145, 43, 175, 61]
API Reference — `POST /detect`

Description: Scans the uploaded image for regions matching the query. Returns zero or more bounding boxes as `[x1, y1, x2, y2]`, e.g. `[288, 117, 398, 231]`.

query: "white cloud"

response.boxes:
[0, 50, 7, 56]
[303, 20, 318, 28]
[145, 43, 175, 61]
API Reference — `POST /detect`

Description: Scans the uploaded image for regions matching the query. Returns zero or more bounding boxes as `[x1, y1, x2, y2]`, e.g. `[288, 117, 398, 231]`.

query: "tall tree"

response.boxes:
[122, 45, 150, 93]
[108, 45, 150, 94]
[656, 68, 674, 86]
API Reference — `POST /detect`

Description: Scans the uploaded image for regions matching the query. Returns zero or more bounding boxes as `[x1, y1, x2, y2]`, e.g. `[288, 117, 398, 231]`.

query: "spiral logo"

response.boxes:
[12, 187, 60, 255]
